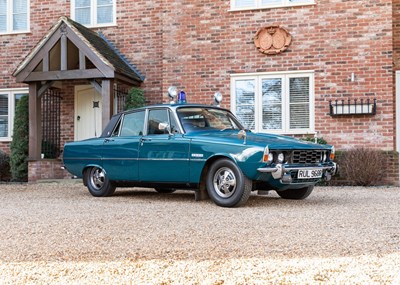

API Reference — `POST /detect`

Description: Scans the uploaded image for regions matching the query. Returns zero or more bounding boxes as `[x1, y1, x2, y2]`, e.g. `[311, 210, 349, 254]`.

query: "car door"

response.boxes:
[101, 110, 145, 181]
[138, 108, 190, 183]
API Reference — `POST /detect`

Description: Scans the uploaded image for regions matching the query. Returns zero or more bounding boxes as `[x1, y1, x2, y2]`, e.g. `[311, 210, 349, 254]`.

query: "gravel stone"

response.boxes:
[0, 181, 399, 284]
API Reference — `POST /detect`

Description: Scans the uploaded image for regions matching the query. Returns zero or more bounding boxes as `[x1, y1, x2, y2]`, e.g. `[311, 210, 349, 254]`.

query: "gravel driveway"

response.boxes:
[0, 181, 399, 284]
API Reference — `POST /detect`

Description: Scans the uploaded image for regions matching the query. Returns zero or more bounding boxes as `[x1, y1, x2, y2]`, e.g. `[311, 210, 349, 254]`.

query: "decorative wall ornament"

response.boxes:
[254, 26, 292, 55]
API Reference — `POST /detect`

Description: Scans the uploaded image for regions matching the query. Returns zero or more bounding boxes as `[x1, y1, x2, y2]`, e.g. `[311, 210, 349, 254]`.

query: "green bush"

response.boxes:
[0, 150, 11, 181]
[124, 87, 145, 110]
[10, 95, 29, 182]
[300, 136, 327, 145]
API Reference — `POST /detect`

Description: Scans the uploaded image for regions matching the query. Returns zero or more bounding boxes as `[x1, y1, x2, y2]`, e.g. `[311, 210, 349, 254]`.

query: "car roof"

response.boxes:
[121, 103, 231, 115]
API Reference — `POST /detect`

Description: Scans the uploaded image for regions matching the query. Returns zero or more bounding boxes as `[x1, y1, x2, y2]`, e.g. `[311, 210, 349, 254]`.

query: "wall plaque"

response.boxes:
[254, 26, 292, 55]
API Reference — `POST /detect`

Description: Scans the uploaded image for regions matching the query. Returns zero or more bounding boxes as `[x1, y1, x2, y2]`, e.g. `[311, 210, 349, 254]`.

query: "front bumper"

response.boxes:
[257, 162, 338, 184]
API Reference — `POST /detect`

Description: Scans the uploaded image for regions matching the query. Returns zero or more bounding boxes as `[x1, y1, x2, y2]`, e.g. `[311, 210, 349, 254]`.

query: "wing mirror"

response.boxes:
[238, 129, 247, 144]
[158, 122, 172, 135]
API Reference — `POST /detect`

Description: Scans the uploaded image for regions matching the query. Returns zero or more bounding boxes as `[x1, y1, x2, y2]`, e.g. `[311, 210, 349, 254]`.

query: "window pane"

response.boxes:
[97, 6, 113, 24]
[13, 0, 27, 13]
[235, 0, 255, 8]
[0, 0, 6, 14]
[290, 104, 309, 129]
[290, 77, 309, 103]
[98, 0, 112, 5]
[289, 77, 310, 129]
[13, 13, 27, 31]
[0, 94, 8, 137]
[75, 7, 91, 25]
[76, 0, 90, 7]
[120, 111, 145, 137]
[148, 109, 169, 135]
[261, 0, 282, 5]
[235, 80, 255, 130]
[289, 0, 313, 3]
[0, 15, 6, 32]
[262, 79, 282, 130]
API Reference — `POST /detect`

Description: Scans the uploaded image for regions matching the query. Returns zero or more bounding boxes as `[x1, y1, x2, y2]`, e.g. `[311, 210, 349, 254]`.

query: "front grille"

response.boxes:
[292, 150, 323, 164]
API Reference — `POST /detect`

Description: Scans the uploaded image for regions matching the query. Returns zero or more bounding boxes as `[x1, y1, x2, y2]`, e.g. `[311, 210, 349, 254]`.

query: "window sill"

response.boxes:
[0, 138, 12, 142]
[257, 130, 315, 136]
[0, 30, 31, 36]
[228, 2, 315, 12]
[75, 23, 117, 29]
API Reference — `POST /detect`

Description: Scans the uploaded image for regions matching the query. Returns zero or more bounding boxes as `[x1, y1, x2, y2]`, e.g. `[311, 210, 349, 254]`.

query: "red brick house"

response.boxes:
[0, 0, 399, 183]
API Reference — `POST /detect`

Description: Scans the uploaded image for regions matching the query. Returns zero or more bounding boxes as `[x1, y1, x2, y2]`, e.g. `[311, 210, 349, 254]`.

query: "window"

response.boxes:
[120, 111, 145, 137]
[147, 109, 179, 135]
[231, 72, 314, 135]
[71, 0, 116, 27]
[0, 89, 28, 140]
[0, 0, 29, 34]
[231, 0, 314, 10]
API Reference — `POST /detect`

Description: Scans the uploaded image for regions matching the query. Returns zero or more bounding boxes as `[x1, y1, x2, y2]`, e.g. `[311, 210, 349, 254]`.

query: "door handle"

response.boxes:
[104, 138, 114, 143]
[140, 137, 151, 145]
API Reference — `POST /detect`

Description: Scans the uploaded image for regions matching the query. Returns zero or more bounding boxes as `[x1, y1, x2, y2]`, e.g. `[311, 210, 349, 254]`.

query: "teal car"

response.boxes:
[63, 104, 337, 207]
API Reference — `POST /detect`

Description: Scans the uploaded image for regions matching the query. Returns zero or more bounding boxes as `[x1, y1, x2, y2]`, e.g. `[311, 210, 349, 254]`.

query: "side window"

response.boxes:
[120, 111, 145, 137]
[147, 109, 169, 135]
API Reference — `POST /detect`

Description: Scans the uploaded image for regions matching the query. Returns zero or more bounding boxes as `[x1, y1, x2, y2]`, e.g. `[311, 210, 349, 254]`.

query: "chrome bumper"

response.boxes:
[257, 162, 338, 181]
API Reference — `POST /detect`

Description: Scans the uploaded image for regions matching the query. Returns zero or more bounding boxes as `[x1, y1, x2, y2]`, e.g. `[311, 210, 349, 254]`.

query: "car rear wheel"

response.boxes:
[277, 185, 314, 200]
[206, 158, 252, 207]
[84, 167, 116, 197]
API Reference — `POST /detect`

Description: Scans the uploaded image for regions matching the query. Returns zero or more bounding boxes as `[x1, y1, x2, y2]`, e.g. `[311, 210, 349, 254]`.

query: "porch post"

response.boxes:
[101, 79, 114, 129]
[29, 82, 42, 160]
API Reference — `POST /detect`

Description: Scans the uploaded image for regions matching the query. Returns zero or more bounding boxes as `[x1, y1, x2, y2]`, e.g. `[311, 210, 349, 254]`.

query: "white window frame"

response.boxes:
[0, 0, 30, 35]
[229, 0, 315, 11]
[71, 0, 116, 28]
[0, 88, 28, 142]
[230, 71, 315, 135]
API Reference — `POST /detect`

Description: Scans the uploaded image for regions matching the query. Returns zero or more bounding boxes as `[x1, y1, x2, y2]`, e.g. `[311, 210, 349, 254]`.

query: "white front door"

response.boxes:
[75, 85, 102, 141]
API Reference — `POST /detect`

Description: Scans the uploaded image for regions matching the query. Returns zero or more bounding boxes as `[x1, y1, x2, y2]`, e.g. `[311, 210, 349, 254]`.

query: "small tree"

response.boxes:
[0, 150, 11, 182]
[10, 95, 29, 182]
[124, 87, 145, 110]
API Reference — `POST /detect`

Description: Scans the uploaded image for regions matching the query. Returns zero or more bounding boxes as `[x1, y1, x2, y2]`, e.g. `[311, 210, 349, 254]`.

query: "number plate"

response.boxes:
[297, 169, 323, 179]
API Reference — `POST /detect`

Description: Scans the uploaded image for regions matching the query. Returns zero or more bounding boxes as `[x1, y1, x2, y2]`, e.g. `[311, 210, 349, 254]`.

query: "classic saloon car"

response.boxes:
[63, 101, 337, 207]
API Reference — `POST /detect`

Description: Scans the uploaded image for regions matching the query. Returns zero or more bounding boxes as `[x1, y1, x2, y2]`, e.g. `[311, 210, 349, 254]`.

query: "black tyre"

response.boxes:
[155, 188, 176, 194]
[277, 185, 314, 200]
[84, 167, 116, 197]
[206, 158, 252, 207]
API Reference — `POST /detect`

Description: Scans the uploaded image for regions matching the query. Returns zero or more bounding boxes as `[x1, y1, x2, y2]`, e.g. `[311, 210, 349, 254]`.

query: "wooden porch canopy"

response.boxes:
[13, 16, 144, 160]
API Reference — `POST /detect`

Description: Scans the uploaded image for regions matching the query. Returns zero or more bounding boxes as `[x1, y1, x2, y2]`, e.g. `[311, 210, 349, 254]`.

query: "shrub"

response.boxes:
[300, 136, 327, 145]
[124, 87, 145, 110]
[10, 95, 29, 182]
[339, 147, 387, 186]
[0, 150, 11, 182]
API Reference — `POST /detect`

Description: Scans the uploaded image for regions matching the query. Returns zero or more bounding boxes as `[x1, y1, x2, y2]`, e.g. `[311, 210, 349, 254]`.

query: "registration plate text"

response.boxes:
[298, 169, 323, 179]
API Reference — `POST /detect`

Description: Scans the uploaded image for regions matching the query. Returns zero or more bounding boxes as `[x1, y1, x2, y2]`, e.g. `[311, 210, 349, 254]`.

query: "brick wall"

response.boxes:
[0, 0, 399, 182]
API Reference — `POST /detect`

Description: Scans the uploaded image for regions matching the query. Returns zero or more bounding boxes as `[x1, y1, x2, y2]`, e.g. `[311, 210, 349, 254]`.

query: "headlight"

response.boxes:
[277, 152, 285, 163]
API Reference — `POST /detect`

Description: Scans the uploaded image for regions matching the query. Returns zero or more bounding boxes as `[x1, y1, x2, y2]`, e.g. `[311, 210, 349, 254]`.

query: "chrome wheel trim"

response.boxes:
[89, 167, 105, 191]
[213, 167, 237, 198]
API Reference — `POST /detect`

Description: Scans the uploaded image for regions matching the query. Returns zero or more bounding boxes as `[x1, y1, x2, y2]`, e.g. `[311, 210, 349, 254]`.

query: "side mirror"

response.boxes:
[158, 122, 171, 134]
[238, 129, 247, 144]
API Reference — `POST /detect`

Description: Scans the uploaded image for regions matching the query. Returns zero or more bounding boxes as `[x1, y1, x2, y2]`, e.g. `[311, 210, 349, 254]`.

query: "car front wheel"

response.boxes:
[84, 167, 116, 197]
[206, 158, 252, 207]
[277, 185, 314, 200]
